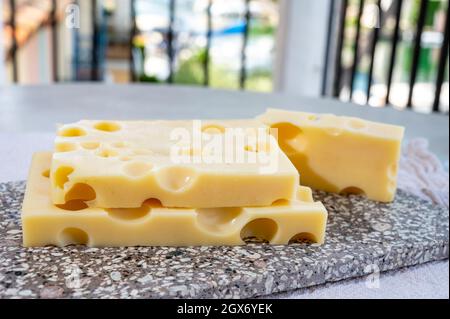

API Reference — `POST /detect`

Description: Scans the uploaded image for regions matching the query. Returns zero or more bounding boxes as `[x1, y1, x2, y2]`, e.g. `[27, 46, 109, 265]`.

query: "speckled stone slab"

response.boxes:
[0, 181, 448, 299]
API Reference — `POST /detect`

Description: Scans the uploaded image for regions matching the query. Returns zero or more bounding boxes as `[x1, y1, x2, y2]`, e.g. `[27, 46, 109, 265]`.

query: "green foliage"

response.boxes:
[139, 74, 160, 83]
[173, 48, 272, 92]
[249, 25, 276, 37]
[245, 68, 273, 92]
[173, 50, 205, 85]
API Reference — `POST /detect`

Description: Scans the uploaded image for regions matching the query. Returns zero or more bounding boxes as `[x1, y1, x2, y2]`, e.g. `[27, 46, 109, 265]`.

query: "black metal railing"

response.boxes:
[407, 0, 429, 108]
[203, 0, 212, 86]
[240, 0, 251, 90]
[4, 0, 448, 114]
[6, 1, 250, 86]
[332, 0, 348, 98]
[50, 0, 59, 82]
[329, 0, 449, 113]
[129, 0, 137, 82]
[91, 0, 99, 81]
[73, 0, 108, 81]
[385, 0, 403, 106]
[8, 0, 18, 83]
[366, 0, 381, 103]
[434, 1, 450, 111]
[5, 0, 103, 83]
[348, 0, 364, 102]
[166, 0, 175, 83]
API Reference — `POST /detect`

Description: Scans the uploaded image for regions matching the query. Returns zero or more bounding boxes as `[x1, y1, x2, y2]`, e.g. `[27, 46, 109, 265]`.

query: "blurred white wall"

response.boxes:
[275, 0, 332, 97]
[17, 27, 53, 84]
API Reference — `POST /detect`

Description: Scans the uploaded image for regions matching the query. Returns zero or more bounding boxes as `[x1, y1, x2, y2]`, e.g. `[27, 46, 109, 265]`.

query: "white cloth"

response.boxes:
[398, 138, 449, 208]
[266, 261, 449, 299]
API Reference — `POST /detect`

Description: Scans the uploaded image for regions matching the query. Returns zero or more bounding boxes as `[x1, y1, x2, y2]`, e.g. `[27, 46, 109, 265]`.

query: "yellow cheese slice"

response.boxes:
[22, 153, 327, 247]
[50, 120, 299, 208]
[257, 108, 404, 202]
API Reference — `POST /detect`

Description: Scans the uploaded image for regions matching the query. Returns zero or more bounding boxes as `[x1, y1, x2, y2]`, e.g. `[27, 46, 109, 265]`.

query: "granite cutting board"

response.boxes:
[0, 181, 448, 298]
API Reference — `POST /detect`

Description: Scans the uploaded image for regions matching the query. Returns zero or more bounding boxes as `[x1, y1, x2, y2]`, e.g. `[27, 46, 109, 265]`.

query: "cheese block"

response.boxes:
[257, 108, 404, 202]
[50, 120, 299, 208]
[22, 153, 328, 247]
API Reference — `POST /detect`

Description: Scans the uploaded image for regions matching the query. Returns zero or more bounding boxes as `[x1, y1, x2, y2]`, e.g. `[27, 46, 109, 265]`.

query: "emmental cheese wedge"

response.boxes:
[50, 120, 299, 208]
[22, 153, 328, 247]
[257, 108, 404, 202]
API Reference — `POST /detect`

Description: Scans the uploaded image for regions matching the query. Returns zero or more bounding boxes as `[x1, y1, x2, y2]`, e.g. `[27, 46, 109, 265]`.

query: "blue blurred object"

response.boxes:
[216, 21, 246, 36]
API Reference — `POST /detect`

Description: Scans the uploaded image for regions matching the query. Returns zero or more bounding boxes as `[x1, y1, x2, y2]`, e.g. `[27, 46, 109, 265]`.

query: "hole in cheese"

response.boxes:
[94, 121, 121, 132]
[196, 207, 243, 233]
[106, 205, 151, 221]
[244, 145, 257, 153]
[340, 186, 366, 196]
[271, 122, 301, 140]
[56, 200, 89, 211]
[201, 124, 225, 134]
[96, 149, 119, 158]
[240, 218, 278, 244]
[59, 227, 89, 246]
[58, 127, 86, 137]
[270, 123, 305, 154]
[155, 166, 198, 192]
[387, 163, 398, 179]
[288, 232, 317, 244]
[54, 166, 74, 189]
[111, 141, 127, 148]
[271, 199, 290, 206]
[65, 183, 96, 202]
[81, 141, 100, 150]
[307, 114, 319, 121]
[143, 198, 163, 208]
[55, 142, 77, 153]
[42, 169, 50, 178]
[123, 161, 153, 177]
[244, 141, 271, 153]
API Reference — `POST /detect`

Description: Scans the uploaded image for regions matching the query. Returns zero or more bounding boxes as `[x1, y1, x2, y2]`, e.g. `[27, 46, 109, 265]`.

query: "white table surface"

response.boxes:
[0, 84, 448, 299]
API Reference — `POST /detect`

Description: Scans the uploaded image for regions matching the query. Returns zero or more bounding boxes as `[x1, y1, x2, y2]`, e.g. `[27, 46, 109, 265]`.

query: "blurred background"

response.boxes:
[0, 0, 448, 114]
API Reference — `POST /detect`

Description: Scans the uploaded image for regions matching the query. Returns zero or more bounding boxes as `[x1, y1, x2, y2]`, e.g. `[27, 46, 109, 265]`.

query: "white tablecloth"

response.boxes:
[0, 132, 448, 299]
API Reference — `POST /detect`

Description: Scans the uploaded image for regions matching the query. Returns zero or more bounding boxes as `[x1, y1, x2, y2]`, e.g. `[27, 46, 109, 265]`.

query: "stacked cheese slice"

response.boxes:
[22, 119, 328, 247]
[21, 110, 404, 248]
[257, 109, 405, 203]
